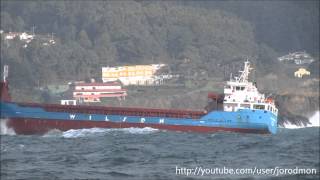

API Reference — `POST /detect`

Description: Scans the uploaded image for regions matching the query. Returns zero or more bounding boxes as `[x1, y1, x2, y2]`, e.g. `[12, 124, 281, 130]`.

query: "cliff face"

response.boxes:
[257, 74, 319, 126]
[275, 94, 319, 126]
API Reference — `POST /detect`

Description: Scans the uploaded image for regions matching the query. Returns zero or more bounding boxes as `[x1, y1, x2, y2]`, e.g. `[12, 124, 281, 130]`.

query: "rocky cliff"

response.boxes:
[275, 94, 319, 126]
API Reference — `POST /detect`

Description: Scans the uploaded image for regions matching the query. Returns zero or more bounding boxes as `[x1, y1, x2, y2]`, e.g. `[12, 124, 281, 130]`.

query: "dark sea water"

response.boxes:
[1, 127, 319, 180]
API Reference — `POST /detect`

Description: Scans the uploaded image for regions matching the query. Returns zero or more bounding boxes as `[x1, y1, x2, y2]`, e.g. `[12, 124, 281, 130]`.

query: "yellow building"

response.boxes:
[294, 68, 310, 78]
[102, 64, 166, 85]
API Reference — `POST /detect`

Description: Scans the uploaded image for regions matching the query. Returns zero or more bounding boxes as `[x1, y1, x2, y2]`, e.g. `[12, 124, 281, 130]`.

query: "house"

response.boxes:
[19, 32, 34, 41]
[278, 51, 314, 65]
[4, 32, 34, 43]
[4, 32, 20, 40]
[72, 82, 127, 102]
[102, 64, 170, 86]
[49, 39, 56, 44]
[294, 68, 310, 78]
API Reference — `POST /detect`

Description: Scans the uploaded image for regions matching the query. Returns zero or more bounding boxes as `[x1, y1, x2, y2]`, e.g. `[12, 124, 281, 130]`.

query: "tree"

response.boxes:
[78, 29, 92, 48]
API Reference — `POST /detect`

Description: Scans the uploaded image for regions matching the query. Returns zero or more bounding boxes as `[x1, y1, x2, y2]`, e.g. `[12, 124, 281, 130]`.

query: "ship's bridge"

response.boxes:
[223, 61, 278, 116]
[224, 82, 247, 94]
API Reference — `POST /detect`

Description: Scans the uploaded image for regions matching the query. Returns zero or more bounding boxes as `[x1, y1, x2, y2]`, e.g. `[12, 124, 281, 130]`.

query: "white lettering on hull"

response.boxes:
[159, 118, 164, 124]
[123, 117, 127, 122]
[70, 114, 76, 119]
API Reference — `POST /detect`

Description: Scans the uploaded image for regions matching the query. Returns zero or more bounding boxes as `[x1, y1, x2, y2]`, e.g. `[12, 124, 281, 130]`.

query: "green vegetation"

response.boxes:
[0, 1, 318, 101]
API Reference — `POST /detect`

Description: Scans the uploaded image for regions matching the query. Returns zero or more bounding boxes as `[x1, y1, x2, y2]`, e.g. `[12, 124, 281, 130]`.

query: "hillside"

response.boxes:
[1, 1, 319, 125]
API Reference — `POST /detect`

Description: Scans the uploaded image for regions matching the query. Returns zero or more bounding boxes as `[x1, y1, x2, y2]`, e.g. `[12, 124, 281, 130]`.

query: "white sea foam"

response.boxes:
[61, 127, 159, 138]
[308, 111, 319, 127]
[282, 121, 303, 129]
[0, 119, 16, 135]
[282, 111, 319, 129]
[42, 129, 64, 137]
[62, 128, 109, 138]
[121, 127, 159, 134]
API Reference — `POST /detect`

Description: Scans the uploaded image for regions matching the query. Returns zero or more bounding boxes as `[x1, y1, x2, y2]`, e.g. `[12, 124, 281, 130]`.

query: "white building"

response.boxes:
[278, 51, 314, 65]
[4, 32, 20, 40]
[72, 82, 127, 102]
[19, 32, 34, 41]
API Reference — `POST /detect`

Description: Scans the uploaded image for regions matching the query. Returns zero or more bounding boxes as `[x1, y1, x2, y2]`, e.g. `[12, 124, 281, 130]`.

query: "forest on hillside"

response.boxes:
[0, 0, 319, 90]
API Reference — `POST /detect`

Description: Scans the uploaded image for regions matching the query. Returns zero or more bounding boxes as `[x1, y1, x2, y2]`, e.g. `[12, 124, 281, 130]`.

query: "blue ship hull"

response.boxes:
[0, 101, 277, 135]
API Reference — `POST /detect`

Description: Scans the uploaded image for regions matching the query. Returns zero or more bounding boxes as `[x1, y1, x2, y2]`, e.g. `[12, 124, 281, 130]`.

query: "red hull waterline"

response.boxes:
[5, 118, 269, 135]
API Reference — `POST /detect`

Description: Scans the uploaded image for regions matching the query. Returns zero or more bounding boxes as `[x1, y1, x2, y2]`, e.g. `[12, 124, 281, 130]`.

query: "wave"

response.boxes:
[43, 127, 159, 138]
[121, 127, 159, 134]
[0, 119, 16, 135]
[281, 121, 304, 129]
[308, 111, 319, 127]
[62, 128, 110, 138]
[282, 111, 319, 129]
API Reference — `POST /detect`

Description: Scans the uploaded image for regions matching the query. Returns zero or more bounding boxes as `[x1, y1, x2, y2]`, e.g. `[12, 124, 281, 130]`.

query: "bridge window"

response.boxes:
[235, 86, 245, 91]
[240, 104, 250, 108]
[253, 104, 265, 110]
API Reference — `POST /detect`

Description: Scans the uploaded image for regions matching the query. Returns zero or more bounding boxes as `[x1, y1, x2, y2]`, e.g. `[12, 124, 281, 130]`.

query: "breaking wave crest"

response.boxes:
[43, 127, 159, 138]
[282, 111, 319, 129]
[0, 119, 16, 135]
[308, 111, 320, 127]
[42, 129, 64, 137]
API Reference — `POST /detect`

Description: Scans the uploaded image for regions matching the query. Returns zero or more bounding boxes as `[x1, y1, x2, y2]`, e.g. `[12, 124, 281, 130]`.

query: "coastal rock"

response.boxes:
[275, 94, 319, 126]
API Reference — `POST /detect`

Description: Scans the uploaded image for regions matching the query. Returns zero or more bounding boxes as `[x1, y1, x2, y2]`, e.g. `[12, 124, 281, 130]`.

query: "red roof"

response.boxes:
[73, 94, 126, 98]
[73, 89, 127, 92]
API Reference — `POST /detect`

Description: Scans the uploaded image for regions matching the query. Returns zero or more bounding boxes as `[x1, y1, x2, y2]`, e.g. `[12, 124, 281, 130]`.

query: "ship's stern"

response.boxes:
[267, 113, 278, 134]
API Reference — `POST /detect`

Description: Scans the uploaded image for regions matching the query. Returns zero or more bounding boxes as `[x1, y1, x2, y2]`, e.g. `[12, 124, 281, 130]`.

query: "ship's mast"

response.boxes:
[236, 60, 252, 83]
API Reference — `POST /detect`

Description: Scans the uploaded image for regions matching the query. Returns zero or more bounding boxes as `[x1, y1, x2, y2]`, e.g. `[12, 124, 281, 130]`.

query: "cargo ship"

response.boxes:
[0, 61, 278, 135]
